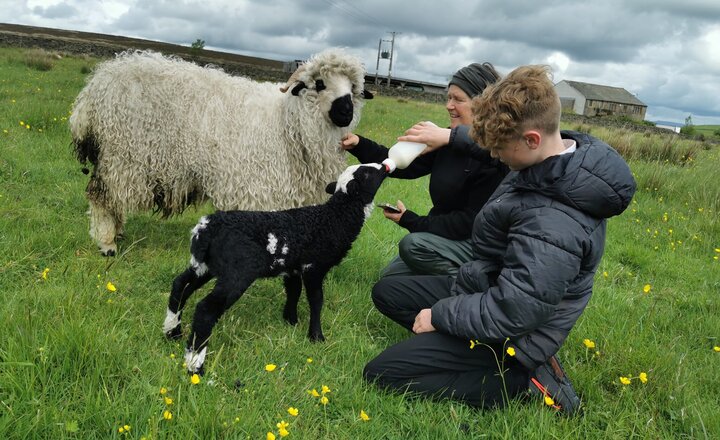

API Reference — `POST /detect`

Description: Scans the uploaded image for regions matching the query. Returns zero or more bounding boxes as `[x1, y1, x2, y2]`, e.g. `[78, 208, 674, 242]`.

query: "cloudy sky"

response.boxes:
[3, 0, 720, 124]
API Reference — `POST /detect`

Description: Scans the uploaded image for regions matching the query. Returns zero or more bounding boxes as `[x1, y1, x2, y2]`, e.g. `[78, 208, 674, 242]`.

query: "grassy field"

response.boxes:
[1, 46, 719, 439]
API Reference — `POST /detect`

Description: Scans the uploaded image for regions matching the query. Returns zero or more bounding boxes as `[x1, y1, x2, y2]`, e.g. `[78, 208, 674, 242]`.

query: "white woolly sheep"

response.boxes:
[69, 48, 373, 256]
[162, 163, 389, 374]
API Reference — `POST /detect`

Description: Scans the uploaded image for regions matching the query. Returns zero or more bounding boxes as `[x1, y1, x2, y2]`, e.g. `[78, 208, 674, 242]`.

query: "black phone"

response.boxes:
[377, 203, 400, 213]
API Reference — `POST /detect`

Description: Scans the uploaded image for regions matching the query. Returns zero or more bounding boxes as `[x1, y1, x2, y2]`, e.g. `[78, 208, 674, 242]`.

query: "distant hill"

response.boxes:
[0, 22, 290, 83]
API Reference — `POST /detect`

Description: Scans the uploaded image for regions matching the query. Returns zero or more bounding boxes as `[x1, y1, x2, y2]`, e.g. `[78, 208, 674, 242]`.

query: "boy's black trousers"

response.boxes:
[363, 275, 530, 408]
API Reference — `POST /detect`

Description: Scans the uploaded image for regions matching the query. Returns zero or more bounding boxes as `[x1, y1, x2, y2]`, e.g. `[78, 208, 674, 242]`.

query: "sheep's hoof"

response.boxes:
[165, 326, 183, 340]
[99, 244, 117, 257]
[308, 332, 325, 342]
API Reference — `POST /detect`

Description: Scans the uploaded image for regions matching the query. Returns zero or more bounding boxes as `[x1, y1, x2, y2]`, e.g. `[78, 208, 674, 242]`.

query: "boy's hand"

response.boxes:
[398, 121, 449, 154]
[412, 308, 436, 334]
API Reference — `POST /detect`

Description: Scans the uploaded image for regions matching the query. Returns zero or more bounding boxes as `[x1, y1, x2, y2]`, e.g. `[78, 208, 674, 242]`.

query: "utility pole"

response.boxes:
[374, 32, 400, 87]
[386, 31, 400, 86]
[374, 38, 382, 86]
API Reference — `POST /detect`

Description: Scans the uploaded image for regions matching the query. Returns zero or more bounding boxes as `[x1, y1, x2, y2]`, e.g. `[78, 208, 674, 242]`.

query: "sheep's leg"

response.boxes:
[185, 277, 252, 374]
[88, 201, 118, 256]
[282, 274, 302, 325]
[303, 273, 326, 342]
[164, 268, 212, 340]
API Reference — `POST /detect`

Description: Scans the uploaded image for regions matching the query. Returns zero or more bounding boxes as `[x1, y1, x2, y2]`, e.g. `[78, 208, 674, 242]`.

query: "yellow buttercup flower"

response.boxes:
[164, 396, 173, 405]
[639, 372, 648, 384]
[713, 346, 720, 352]
[643, 284, 651, 293]
[277, 421, 289, 430]
[544, 395, 555, 406]
[160, 387, 167, 395]
[506, 347, 516, 357]
[583, 339, 596, 349]
[321, 385, 331, 395]
[620, 376, 631, 385]
[309, 389, 320, 397]
[602, 271, 608, 278]
[41, 268, 50, 280]
[279, 428, 289, 437]
[190, 374, 200, 385]
[106, 281, 117, 292]
[163, 410, 173, 420]
[320, 396, 329, 405]
[307, 357, 313, 363]
[360, 410, 370, 421]
[267, 432, 276, 440]
[265, 364, 277, 372]
[287, 407, 298, 417]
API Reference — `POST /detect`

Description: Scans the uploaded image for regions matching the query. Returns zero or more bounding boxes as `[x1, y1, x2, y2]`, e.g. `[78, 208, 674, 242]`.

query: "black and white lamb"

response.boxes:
[69, 48, 373, 256]
[162, 163, 389, 374]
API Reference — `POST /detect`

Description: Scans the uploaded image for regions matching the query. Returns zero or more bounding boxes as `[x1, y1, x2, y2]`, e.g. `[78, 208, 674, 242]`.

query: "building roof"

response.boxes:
[560, 80, 646, 107]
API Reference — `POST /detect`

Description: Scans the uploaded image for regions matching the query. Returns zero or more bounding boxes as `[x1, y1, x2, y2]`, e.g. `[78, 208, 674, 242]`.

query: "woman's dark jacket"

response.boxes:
[430, 131, 637, 370]
[348, 125, 508, 240]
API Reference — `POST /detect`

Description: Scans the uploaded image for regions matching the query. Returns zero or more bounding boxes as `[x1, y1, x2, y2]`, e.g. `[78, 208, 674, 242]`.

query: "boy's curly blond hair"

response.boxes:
[471, 65, 561, 149]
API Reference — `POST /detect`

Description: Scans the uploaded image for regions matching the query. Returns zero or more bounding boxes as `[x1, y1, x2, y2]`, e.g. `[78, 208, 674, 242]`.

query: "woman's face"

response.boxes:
[446, 85, 473, 128]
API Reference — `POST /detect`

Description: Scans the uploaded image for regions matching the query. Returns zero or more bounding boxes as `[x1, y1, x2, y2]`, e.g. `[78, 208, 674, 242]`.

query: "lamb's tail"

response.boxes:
[189, 216, 213, 276]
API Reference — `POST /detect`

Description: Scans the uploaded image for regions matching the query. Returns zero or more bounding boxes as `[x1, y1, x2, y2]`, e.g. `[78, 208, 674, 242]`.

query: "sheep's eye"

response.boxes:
[315, 79, 326, 92]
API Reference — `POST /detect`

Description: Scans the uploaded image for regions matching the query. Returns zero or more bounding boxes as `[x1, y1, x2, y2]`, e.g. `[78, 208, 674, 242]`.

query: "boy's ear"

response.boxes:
[523, 130, 542, 149]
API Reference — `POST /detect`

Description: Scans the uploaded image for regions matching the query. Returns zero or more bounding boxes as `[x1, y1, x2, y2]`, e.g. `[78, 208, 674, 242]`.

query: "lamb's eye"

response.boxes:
[315, 79, 326, 92]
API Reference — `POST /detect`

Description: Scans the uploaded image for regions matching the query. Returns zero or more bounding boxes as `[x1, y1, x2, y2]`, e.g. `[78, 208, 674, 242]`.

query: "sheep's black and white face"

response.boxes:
[287, 49, 373, 129]
[327, 163, 387, 202]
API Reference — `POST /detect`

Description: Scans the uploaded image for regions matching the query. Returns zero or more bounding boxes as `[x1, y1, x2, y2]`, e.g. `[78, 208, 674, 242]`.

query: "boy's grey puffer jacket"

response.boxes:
[430, 131, 637, 370]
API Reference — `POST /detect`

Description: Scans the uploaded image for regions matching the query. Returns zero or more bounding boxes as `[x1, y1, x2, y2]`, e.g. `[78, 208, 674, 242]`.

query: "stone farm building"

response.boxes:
[555, 80, 647, 120]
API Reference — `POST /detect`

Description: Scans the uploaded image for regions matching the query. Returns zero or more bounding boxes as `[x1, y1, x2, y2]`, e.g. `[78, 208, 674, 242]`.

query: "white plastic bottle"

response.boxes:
[382, 141, 426, 173]
[381, 121, 436, 173]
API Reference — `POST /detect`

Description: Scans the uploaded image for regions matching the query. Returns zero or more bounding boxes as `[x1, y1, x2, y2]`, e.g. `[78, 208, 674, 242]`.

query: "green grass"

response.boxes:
[1, 46, 719, 439]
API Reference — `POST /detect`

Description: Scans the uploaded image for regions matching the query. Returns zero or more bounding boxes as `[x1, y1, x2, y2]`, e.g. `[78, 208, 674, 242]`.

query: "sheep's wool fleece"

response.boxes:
[69, 49, 367, 214]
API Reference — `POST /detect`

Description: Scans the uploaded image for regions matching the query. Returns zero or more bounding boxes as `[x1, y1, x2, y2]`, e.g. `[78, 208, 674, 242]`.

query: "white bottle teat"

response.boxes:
[382, 141, 426, 173]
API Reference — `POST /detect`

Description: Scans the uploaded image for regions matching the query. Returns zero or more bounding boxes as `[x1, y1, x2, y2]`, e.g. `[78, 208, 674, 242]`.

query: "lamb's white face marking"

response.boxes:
[163, 308, 181, 334]
[334, 163, 382, 194]
[266, 233, 278, 254]
[281, 244, 289, 255]
[191, 216, 210, 240]
[185, 347, 207, 373]
[273, 258, 285, 267]
[190, 255, 208, 276]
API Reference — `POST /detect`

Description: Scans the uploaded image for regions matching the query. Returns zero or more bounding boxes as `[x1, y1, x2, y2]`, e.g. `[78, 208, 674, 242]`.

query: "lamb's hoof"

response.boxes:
[283, 310, 298, 326]
[188, 365, 205, 377]
[165, 326, 183, 340]
[309, 332, 325, 342]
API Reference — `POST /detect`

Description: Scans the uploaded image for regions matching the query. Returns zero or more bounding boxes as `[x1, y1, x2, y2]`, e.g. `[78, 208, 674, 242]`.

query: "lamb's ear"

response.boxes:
[325, 181, 337, 194]
[291, 82, 307, 96]
[362, 89, 374, 99]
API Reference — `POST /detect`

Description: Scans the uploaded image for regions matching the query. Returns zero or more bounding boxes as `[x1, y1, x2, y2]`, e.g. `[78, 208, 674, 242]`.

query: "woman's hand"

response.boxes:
[398, 121, 451, 154]
[413, 308, 436, 334]
[382, 200, 406, 223]
[340, 133, 360, 150]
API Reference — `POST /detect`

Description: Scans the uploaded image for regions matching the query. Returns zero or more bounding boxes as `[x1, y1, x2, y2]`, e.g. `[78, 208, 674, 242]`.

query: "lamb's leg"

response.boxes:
[282, 274, 302, 325]
[164, 268, 212, 340]
[88, 200, 118, 256]
[303, 273, 326, 342]
[185, 277, 252, 375]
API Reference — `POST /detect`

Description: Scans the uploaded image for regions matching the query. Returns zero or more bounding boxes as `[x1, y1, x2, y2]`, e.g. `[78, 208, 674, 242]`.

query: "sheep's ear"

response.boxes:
[362, 89, 374, 100]
[325, 181, 337, 194]
[291, 82, 307, 96]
